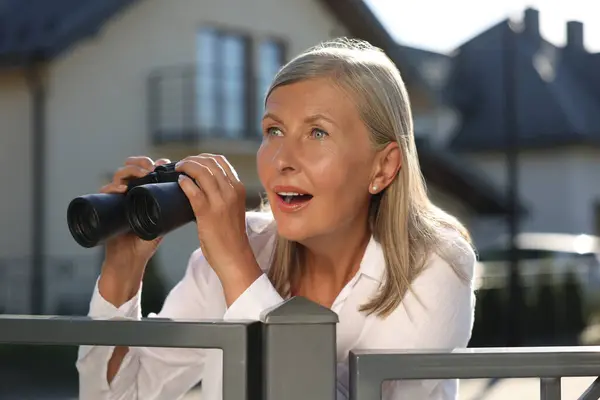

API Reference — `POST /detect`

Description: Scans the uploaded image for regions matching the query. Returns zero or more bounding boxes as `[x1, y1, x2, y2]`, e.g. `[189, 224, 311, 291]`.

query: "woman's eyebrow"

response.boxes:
[262, 112, 339, 128]
[304, 113, 338, 128]
[262, 112, 284, 124]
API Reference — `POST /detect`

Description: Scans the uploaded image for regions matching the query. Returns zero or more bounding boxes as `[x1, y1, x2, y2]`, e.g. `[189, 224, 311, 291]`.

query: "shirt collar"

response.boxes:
[358, 236, 385, 283]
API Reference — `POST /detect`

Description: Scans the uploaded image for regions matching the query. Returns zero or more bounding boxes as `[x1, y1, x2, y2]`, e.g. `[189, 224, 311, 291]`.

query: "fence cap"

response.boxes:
[262, 296, 339, 325]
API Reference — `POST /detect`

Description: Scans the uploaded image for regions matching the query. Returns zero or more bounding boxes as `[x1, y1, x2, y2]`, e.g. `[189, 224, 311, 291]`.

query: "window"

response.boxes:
[195, 28, 285, 140]
[256, 39, 285, 135]
[196, 28, 249, 138]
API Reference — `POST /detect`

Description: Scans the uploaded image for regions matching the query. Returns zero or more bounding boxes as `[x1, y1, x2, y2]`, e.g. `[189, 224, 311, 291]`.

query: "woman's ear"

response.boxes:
[369, 142, 401, 194]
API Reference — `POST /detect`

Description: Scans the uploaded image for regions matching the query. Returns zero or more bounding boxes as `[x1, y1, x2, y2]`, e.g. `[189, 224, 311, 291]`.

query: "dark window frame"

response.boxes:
[148, 26, 289, 145]
[195, 26, 254, 139]
[194, 25, 288, 140]
[254, 36, 287, 137]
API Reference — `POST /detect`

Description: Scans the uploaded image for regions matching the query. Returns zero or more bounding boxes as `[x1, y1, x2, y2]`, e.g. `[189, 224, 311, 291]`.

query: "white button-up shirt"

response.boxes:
[77, 212, 476, 400]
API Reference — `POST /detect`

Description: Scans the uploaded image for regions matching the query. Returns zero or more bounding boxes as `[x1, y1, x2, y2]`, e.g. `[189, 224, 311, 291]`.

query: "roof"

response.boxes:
[445, 8, 600, 152]
[0, 0, 140, 66]
[318, 0, 446, 103]
[395, 45, 453, 104]
[415, 138, 514, 216]
[0, 0, 511, 215]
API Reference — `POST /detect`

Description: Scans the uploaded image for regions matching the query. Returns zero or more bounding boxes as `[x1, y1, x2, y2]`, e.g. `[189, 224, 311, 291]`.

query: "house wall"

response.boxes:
[0, 0, 486, 312]
[467, 146, 600, 247]
[0, 71, 33, 258]
[41, 0, 349, 301]
[0, 71, 36, 313]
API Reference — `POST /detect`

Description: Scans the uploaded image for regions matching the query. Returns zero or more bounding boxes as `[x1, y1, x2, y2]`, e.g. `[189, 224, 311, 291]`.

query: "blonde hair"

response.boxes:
[262, 38, 473, 317]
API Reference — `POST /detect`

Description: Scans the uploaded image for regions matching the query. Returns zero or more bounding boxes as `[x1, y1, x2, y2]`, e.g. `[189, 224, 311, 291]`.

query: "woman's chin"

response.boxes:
[275, 223, 312, 243]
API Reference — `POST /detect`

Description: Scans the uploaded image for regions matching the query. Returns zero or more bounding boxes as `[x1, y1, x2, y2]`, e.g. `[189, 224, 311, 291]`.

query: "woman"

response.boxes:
[77, 38, 476, 399]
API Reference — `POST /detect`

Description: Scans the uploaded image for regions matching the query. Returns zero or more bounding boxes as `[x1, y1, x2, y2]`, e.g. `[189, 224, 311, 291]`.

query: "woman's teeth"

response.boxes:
[276, 192, 312, 204]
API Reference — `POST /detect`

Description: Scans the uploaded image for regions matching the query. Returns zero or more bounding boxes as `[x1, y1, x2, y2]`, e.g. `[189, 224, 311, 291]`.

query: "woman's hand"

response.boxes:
[98, 156, 171, 306]
[176, 154, 262, 305]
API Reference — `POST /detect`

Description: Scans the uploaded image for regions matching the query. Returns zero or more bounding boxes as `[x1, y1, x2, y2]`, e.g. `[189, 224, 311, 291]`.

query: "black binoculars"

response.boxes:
[67, 162, 195, 248]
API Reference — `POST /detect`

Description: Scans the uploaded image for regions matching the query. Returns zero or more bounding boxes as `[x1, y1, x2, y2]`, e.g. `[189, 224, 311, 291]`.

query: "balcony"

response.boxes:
[147, 63, 269, 156]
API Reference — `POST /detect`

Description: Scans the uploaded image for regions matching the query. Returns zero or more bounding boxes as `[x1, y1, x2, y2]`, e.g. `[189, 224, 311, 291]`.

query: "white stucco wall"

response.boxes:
[42, 0, 348, 292]
[0, 0, 487, 312]
[467, 146, 600, 247]
[0, 71, 33, 258]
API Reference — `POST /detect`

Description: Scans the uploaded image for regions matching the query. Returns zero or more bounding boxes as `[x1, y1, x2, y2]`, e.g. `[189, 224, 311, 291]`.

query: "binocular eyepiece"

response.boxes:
[67, 162, 195, 248]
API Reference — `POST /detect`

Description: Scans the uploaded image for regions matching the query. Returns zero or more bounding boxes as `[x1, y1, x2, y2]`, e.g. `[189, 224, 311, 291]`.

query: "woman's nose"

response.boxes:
[271, 141, 299, 174]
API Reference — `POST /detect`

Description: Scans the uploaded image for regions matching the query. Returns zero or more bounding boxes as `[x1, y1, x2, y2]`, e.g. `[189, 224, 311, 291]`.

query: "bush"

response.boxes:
[141, 254, 168, 317]
[532, 272, 558, 341]
[470, 287, 506, 346]
[562, 268, 586, 338]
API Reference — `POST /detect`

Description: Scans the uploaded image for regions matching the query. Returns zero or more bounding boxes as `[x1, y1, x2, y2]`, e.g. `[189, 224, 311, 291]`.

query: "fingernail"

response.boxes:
[175, 161, 182, 169]
[118, 184, 128, 191]
[178, 174, 185, 183]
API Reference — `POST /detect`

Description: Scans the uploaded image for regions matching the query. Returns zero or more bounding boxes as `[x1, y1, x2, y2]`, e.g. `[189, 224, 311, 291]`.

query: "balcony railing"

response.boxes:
[1, 296, 600, 399]
[147, 65, 264, 145]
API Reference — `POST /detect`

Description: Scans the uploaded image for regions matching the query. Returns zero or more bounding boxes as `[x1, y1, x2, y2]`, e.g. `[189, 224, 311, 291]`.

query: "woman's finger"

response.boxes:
[176, 160, 221, 205]
[99, 182, 128, 194]
[124, 156, 155, 170]
[202, 153, 241, 185]
[112, 165, 151, 185]
[187, 155, 233, 194]
[177, 174, 207, 215]
[154, 158, 171, 167]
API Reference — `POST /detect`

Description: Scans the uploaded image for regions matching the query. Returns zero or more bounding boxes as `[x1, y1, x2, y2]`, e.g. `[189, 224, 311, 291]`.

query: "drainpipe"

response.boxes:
[25, 61, 46, 315]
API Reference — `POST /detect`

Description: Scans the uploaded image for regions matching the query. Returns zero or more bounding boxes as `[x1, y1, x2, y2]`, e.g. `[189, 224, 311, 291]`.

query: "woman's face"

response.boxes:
[257, 77, 378, 242]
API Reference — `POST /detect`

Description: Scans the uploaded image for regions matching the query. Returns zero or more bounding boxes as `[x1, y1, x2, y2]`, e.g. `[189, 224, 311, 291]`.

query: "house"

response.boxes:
[444, 7, 600, 246]
[0, 0, 509, 314]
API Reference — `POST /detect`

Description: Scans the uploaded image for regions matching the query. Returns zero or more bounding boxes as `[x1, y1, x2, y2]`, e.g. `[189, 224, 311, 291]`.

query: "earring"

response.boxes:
[371, 185, 378, 193]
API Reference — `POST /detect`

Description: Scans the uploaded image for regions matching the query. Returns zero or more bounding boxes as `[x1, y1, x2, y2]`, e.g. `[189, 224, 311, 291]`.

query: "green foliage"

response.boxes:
[532, 272, 557, 340]
[141, 254, 168, 317]
[562, 268, 586, 337]
[470, 287, 506, 346]
[470, 267, 588, 346]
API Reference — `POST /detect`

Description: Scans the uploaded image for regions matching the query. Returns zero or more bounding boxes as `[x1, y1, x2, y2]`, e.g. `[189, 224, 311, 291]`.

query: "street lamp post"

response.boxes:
[503, 18, 523, 347]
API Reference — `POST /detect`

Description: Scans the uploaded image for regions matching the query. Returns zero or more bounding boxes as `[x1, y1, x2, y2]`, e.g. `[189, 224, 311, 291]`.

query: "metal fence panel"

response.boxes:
[0, 315, 262, 400]
[349, 347, 600, 400]
[4, 301, 600, 400]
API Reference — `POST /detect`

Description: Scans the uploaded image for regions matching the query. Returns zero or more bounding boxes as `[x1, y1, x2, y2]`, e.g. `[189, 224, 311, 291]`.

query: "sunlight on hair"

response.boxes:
[261, 37, 474, 317]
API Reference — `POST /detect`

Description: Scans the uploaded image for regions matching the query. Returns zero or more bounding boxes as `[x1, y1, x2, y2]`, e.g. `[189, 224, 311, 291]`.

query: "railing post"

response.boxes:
[540, 377, 561, 400]
[261, 296, 338, 400]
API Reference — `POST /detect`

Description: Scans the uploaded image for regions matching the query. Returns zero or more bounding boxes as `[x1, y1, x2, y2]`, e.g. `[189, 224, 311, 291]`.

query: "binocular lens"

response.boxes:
[67, 200, 100, 248]
[126, 182, 195, 241]
[67, 193, 130, 248]
[127, 191, 161, 240]
[67, 171, 195, 248]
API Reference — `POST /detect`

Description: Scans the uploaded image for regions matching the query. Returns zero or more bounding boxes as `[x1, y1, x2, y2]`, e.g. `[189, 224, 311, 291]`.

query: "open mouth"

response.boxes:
[276, 192, 314, 205]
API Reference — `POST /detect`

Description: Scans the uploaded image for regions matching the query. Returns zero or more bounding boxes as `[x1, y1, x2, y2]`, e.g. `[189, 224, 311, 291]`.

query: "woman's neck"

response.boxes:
[298, 218, 372, 290]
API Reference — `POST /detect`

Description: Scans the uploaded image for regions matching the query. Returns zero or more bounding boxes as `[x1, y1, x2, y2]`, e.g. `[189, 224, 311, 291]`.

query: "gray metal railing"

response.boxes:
[349, 347, 600, 400]
[1, 296, 600, 399]
[0, 296, 338, 400]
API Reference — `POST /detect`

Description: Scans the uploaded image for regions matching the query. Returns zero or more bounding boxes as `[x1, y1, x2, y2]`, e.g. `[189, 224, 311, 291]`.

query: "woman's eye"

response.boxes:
[266, 127, 283, 137]
[312, 129, 329, 140]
